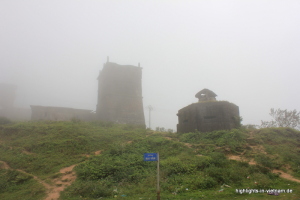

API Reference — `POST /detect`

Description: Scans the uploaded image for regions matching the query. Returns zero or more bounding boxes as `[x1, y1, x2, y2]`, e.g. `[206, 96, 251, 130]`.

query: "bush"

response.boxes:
[161, 157, 195, 176]
[207, 152, 229, 167]
[255, 154, 281, 169]
[190, 176, 218, 189]
[216, 129, 247, 152]
[195, 156, 212, 169]
[63, 180, 113, 198]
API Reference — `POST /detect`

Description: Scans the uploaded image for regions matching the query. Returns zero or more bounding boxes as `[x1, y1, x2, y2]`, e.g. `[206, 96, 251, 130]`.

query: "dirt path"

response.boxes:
[0, 160, 10, 169]
[17, 169, 53, 197]
[273, 169, 300, 183]
[164, 136, 193, 148]
[162, 136, 300, 184]
[1, 160, 52, 191]
[0, 160, 77, 200]
[44, 149, 103, 200]
[0, 149, 104, 200]
[228, 155, 300, 183]
[1, 161, 53, 195]
[45, 165, 77, 200]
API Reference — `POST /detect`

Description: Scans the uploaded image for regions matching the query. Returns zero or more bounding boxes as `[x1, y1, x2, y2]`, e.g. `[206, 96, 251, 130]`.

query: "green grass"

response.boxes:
[0, 121, 299, 200]
[0, 169, 45, 200]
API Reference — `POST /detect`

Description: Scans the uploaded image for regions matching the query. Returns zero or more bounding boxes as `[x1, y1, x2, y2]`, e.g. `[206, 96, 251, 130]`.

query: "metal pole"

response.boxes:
[157, 152, 160, 200]
[147, 105, 153, 129]
[149, 106, 151, 129]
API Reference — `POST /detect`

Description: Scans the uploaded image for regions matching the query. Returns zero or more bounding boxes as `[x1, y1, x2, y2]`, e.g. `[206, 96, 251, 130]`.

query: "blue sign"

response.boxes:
[144, 153, 158, 161]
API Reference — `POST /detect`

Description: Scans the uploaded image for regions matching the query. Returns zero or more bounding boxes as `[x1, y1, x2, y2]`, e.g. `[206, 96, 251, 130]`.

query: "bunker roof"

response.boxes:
[195, 88, 217, 99]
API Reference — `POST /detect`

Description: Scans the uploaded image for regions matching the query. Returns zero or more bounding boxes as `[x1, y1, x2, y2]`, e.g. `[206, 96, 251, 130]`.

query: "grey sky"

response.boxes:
[1, 0, 300, 130]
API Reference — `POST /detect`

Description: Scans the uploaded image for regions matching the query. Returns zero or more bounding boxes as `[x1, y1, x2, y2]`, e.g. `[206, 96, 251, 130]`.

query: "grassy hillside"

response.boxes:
[0, 121, 299, 200]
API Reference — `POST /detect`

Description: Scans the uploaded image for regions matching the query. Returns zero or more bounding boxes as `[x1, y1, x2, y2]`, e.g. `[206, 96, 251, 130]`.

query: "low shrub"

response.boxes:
[62, 180, 113, 198]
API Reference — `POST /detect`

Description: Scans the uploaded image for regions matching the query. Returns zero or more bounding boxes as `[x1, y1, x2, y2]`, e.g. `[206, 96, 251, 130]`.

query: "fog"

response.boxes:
[1, 0, 300, 130]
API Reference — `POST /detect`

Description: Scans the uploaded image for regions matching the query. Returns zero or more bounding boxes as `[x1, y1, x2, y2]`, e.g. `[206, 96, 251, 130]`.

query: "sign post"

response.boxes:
[144, 153, 160, 200]
[156, 153, 160, 200]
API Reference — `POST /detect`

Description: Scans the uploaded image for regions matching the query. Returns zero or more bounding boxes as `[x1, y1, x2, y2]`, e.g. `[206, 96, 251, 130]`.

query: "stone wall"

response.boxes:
[0, 107, 31, 121]
[96, 62, 145, 126]
[31, 105, 94, 121]
[177, 101, 239, 133]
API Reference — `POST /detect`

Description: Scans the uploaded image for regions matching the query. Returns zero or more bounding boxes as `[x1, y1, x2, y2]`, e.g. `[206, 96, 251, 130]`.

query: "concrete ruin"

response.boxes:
[96, 59, 145, 127]
[30, 105, 94, 121]
[28, 58, 145, 125]
[177, 89, 240, 133]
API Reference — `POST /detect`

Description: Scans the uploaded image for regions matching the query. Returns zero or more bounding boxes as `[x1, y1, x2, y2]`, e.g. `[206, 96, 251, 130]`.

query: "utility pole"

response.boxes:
[147, 105, 153, 129]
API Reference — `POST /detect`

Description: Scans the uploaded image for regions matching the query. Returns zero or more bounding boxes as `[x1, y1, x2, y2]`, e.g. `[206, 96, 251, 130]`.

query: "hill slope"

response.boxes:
[0, 121, 299, 200]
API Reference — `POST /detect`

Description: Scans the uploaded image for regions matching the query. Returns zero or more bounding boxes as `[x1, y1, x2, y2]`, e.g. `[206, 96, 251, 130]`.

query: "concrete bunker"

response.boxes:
[177, 89, 240, 133]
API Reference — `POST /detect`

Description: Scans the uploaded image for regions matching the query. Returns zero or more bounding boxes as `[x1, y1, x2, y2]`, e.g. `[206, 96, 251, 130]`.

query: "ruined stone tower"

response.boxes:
[96, 59, 145, 127]
[177, 89, 240, 133]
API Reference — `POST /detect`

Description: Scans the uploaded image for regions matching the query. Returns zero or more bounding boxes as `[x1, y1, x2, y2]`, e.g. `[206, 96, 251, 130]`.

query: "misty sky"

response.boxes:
[1, 0, 300, 130]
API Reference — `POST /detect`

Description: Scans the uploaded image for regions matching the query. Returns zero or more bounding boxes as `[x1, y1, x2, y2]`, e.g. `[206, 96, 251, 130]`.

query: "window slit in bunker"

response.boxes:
[204, 116, 216, 119]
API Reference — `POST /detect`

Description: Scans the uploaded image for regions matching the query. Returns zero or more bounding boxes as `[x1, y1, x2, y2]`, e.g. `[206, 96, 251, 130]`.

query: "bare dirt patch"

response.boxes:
[227, 155, 258, 165]
[94, 150, 102, 155]
[248, 159, 257, 165]
[0, 160, 10, 169]
[228, 155, 246, 162]
[249, 145, 267, 154]
[22, 149, 35, 155]
[184, 143, 193, 148]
